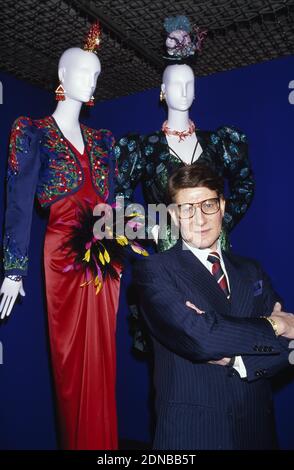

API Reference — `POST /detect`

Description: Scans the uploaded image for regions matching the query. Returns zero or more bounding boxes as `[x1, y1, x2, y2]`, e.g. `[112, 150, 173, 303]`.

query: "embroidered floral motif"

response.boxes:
[8, 116, 33, 179]
[88, 129, 114, 201]
[3, 233, 28, 274]
[35, 117, 82, 206]
[127, 140, 136, 152]
[20, 117, 114, 207]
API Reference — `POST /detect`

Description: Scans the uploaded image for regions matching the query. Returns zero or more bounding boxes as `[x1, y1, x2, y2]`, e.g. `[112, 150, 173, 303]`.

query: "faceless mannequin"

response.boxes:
[52, 47, 101, 153]
[0, 47, 101, 319]
[161, 64, 203, 165]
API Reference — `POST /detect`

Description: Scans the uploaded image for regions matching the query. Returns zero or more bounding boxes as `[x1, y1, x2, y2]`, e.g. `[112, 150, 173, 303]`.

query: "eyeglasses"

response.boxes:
[177, 198, 220, 219]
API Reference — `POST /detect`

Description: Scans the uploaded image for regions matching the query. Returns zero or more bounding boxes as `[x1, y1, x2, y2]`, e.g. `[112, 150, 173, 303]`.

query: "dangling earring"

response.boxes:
[160, 90, 165, 102]
[86, 95, 95, 107]
[55, 83, 66, 101]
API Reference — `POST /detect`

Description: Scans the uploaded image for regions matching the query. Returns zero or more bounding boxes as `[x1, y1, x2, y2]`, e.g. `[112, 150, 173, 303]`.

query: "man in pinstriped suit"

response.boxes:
[133, 163, 294, 450]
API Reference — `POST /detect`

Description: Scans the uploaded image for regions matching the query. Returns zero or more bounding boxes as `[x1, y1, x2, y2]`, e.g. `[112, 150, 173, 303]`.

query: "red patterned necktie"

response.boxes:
[207, 251, 230, 299]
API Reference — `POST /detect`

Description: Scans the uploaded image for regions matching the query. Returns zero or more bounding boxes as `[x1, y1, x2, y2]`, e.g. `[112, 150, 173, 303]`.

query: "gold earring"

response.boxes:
[55, 83, 66, 101]
[160, 90, 165, 102]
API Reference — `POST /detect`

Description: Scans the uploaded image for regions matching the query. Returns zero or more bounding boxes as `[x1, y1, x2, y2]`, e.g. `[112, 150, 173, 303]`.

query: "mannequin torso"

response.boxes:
[166, 133, 201, 165]
[52, 115, 85, 154]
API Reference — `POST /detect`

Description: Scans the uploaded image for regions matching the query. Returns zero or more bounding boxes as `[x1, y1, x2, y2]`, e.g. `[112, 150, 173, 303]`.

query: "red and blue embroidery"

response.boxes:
[8, 116, 114, 207]
[8, 116, 33, 178]
[4, 116, 116, 276]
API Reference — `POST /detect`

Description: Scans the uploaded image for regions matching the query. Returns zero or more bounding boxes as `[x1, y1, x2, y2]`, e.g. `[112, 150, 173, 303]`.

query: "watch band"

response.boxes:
[262, 316, 279, 336]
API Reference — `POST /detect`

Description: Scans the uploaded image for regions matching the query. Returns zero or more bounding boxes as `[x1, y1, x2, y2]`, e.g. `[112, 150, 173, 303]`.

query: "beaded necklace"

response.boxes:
[162, 119, 196, 142]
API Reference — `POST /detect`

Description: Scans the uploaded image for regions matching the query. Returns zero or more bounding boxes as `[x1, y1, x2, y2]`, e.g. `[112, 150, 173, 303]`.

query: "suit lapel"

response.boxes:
[222, 252, 254, 318]
[171, 241, 231, 316]
[169, 242, 255, 318]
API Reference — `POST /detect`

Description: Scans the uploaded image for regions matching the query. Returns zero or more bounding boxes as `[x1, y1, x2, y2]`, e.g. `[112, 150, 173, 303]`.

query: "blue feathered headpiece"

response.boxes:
[164, 15, 192, 34]
[163, 15, 207, 62]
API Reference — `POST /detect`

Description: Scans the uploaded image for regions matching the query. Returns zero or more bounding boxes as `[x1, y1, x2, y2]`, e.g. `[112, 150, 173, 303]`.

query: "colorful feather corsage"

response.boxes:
[62, 202, 148, 294]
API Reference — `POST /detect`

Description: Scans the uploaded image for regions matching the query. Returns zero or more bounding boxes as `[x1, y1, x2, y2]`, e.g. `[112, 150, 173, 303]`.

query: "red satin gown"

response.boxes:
[44, 143, 120, 450]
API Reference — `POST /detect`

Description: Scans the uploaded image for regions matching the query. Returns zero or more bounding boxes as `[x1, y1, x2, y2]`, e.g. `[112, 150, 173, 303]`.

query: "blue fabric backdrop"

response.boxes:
[0, 54, 293, 449]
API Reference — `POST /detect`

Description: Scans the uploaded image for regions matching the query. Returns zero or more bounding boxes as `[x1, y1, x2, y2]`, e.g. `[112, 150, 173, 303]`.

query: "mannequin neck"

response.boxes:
[51, 99, 85, 154]
[165, 109, 191, 131]
[52, 99, 83, 130]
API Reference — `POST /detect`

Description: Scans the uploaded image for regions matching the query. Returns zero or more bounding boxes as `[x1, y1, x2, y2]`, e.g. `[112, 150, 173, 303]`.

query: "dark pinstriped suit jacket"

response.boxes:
[133, 241, 290, 450]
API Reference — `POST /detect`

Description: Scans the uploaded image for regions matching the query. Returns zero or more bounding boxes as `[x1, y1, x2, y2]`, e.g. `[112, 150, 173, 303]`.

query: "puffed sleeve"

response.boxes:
[107, 130, 118, 205]
[114, 134, 146, 204]
[215, 126, 255, 232]
[95, 128, 117, 205]
[3, 116, 41, 276]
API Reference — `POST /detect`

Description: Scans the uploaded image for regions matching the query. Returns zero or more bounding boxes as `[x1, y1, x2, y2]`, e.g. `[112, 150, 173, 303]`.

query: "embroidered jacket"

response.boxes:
[3, 115, 116, 276]
[115, 126, 255, 252]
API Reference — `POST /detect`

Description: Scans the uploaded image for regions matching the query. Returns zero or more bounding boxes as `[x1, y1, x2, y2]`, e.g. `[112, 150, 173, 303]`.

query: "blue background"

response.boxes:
[0, 54, 293, 449]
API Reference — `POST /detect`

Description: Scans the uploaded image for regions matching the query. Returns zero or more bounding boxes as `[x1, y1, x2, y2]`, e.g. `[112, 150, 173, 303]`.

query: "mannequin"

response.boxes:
[0, 41, 119, 449]
[0, 48, 100, 318]
[115, 61, 255, 252]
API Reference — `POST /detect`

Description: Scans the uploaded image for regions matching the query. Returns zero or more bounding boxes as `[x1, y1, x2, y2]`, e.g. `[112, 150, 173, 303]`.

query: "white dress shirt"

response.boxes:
[183, 239, 247, 378]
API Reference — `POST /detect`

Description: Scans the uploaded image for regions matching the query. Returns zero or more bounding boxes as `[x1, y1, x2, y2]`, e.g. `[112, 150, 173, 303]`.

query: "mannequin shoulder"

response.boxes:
[11, 116, 34, 132]
[83, 125, 115, 146]
[142, 130, 163, 145]
[9, 116, 42, 146]
[11, 116, 53, 134]
[115, 133, 142, 149]
[214, 125, 247, 144]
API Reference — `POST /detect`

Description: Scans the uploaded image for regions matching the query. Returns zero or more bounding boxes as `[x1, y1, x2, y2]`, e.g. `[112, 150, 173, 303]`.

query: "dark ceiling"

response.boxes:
[0, 0, 293, 100]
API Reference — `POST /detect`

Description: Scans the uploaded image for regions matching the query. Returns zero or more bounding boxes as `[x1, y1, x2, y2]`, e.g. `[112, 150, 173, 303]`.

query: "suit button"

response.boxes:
[268, 347, 273, 352]
[262, 369, 267, 375]
[258, 346, 263, 352]
[264, 346, 268, 352]
[253, 345, 258, 351]
[228, 369, 236, 377]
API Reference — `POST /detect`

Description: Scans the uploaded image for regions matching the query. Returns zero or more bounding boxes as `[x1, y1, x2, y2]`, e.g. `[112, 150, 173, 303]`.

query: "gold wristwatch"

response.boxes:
[263, 317, 279, 336]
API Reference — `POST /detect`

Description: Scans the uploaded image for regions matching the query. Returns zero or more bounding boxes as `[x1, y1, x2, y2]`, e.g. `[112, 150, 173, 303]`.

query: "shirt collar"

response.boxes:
[183, 239, 224, 266]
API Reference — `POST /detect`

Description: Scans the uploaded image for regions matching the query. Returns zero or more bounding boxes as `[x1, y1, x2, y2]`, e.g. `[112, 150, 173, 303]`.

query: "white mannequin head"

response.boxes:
[161, 64, 195, 112]
[58, 47, 101, 103]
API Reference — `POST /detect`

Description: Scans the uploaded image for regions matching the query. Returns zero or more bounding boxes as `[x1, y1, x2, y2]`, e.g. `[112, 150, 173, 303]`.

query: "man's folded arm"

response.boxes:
[134, 259, 282, 363]
[238, 262, 291, 381]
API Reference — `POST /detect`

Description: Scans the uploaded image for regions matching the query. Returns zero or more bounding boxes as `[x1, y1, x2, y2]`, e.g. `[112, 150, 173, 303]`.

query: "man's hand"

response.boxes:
[185, 301, 205, 314]
[269, 302, 294, 339]
[272, 302, 282, 314]
[208, 357, 232, 366]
